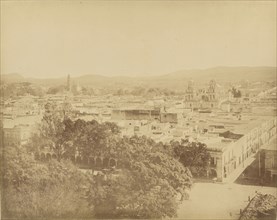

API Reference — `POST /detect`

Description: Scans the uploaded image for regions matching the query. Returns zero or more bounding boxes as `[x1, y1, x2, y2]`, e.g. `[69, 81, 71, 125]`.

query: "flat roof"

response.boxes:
[199, 114, 274, 135]
[197, 137, 230, 151]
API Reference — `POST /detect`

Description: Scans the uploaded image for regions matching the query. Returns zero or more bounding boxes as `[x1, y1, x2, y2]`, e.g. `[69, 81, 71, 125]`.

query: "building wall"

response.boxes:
[160, 113, 178, 123]
[209, 151, 223, 181]
[4, 127, 22, 146]
[262, 149, 277, 184]
[125, 110, 153, 120]
[3, 126, 31, 146]
[264, 150, 277, 171]
[184, 100, 219, 110]
[210, 117, 277, 182]
[112, 109, 177, 123]
[111, 110, 126, 120]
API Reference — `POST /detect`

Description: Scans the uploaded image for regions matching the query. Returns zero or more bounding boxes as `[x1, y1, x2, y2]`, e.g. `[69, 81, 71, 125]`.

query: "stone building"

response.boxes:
[184, 80, 219, 110]
[203, 116, 277, 182]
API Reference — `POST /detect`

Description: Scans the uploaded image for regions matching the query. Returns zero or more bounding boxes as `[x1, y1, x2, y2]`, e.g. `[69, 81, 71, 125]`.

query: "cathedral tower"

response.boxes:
[67, 74, 71, 92]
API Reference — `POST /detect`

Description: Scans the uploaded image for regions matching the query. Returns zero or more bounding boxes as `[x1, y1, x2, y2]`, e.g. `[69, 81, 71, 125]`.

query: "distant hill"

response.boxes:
[1, 73, 26, 83]
[2, 66, 276, 90]
[160, 66, 276, 82]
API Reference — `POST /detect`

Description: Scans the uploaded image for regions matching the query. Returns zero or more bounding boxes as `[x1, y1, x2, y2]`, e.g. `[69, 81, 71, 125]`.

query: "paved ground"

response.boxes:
[177, 182, 277, 220]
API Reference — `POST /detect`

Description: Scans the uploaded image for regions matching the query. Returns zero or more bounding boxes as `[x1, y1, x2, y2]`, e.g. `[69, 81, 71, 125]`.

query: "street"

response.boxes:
[177, 182, 277, 219]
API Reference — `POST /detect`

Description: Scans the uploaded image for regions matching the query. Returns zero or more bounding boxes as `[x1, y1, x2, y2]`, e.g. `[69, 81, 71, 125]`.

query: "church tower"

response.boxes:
[206, 79, 218, 109]
[67, 74, 71, 92]
[207, 79, 216, 101]
[185, 80, 194, 101]
[184, 79, 196, 110]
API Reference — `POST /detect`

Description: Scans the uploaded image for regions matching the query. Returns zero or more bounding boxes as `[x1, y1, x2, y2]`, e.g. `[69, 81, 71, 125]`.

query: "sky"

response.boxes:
[1, 1, 276, 78]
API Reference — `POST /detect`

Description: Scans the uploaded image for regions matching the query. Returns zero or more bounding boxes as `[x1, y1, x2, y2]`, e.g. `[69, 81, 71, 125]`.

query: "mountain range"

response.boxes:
[2, 66, 276, 90]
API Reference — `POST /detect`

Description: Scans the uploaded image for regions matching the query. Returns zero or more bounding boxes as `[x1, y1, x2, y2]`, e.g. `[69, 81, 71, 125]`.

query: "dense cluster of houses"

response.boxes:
[2, 78, 276, 183]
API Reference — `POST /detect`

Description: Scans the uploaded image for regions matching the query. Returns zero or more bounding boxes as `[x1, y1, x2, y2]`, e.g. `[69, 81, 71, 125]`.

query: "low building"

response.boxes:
[111, 108, 178, 123]
[3, 124, 32, 146]
[112, 108, 160, 121]
[160, 112, 178, 123]
[200, 116, 277, 182]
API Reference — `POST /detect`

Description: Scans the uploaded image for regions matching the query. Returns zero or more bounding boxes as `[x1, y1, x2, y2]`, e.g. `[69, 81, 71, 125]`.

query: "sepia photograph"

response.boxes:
[0, 1, 276, 219]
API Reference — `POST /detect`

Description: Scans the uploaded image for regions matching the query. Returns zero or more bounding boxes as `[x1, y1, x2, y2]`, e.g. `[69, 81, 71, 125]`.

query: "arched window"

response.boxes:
[89, 157, 95, 167]
[46, 153, 51, 161]
[103, 158, 109, 167]
[96, 157, 102, 167]
[76, 156, 82, 164]
[109, 158, 116, 167]
[40, 153, 46, 161]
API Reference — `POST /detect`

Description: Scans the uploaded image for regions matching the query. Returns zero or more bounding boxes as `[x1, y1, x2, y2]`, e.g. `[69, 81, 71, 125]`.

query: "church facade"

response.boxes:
[184, 80, 219, 110]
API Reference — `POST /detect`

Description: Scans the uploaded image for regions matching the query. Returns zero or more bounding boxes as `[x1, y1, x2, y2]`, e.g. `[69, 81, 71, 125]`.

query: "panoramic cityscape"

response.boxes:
[1, 1, 276, 220]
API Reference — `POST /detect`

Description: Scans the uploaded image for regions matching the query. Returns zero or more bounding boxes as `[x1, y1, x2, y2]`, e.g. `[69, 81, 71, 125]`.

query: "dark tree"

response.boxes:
[2, 144, 93, 219]
[170, 139, 211, 177]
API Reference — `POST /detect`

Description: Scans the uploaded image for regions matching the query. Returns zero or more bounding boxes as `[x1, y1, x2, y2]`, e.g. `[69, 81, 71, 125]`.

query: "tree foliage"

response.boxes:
[2, 82, 45, 98]
[28, 102, 77, 159]
[170, 139, 211, 177]
[24, 108, 194, 219]
[2, 144, 93, 219]
[90, 136, 192, 218]
[231, 87, 242, 98]
[114, 87, 177, 97]
[46, 85, 66, 94]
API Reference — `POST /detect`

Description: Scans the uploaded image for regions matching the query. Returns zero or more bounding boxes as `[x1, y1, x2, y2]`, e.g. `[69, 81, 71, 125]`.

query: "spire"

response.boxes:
[187, 79, 194, 92]
[208, 79, 216, 93]
[67, 74, 71, 92]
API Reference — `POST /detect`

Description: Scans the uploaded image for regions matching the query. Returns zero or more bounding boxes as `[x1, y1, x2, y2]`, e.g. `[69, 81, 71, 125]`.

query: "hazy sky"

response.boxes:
[1, 1, 276, 78]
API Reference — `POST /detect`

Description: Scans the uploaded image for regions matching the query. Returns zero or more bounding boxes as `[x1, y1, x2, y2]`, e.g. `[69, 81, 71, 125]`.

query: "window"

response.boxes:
[228, 152, 231, 162]
[211, 157, 217, 166]
[211, 157, 215, 165]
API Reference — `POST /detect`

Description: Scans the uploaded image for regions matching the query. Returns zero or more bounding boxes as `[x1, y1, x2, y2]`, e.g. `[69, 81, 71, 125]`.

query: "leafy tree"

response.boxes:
[2, 144, 93, 219]
[2, 82, 45, 98]
[170, 139, 211, 177]
[46, 85, 66, 94]
[87, 135, 193, 218]
[131, 87, 146, 96]
[231, 87, 242, 98]
[26, 115, 193, 219]
[70, 120, 120, 159]
[28, 102, 76, 160]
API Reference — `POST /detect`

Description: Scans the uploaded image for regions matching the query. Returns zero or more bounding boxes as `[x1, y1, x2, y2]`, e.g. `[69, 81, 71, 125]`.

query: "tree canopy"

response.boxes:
[89, 135, 192, 218]
[2, 144, 93, 219]
[169, 139, 211, 177]
[23, 108, 193, 218]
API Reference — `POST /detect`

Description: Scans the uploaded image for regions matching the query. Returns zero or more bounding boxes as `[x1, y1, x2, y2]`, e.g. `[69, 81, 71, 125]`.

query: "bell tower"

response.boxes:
[67, 74, 71, 92]
[185, 80, 194, 101]
[207, 79, 216, 101]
